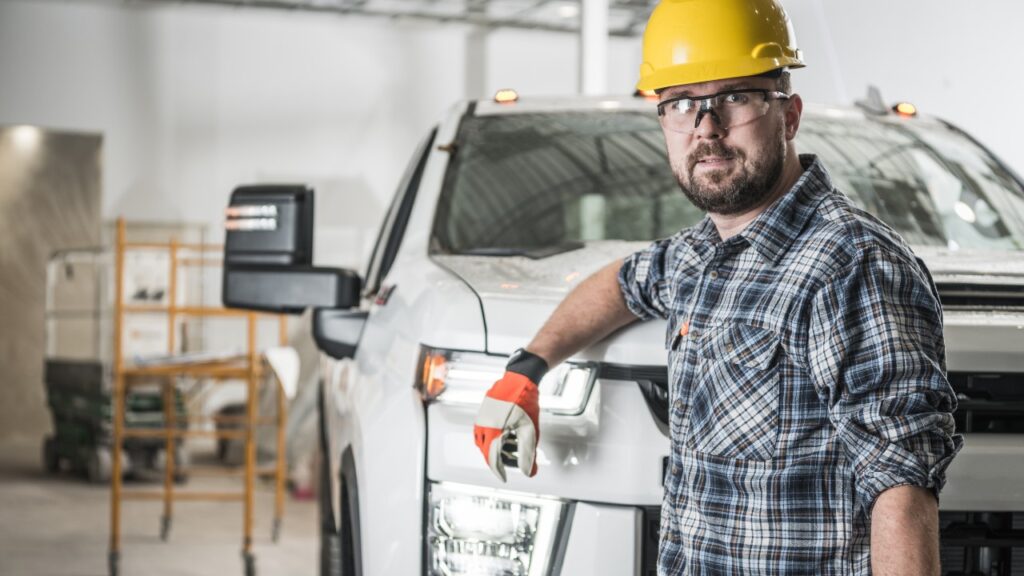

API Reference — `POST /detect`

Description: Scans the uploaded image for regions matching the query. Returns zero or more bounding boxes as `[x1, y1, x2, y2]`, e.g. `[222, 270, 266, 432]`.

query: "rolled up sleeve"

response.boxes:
[617, 237, 676, 321]
[807, 248, 963, 516]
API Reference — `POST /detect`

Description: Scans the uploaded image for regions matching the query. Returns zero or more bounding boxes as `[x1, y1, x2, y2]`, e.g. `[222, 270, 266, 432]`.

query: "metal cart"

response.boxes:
[42, 248, 188, 483]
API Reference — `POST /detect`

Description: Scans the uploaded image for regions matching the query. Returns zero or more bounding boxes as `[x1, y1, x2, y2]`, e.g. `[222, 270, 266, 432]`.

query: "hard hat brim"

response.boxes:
[636, 56, 805, 93]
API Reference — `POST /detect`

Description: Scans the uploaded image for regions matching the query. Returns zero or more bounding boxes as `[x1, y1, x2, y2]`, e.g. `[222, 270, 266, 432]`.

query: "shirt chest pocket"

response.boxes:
[687, 323, 782, 461]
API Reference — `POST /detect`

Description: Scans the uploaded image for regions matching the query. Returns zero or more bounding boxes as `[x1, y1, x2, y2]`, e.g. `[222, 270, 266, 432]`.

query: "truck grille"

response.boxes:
[936, 282, 1024, 310]
[639, 508, 1024, 575]
[949, 372, 1024, 434]
[941, 512, 1024, 575]
[619, 367, 1024, 574]
[607, 366, 1024, 436]
[598, 363, 671, 433]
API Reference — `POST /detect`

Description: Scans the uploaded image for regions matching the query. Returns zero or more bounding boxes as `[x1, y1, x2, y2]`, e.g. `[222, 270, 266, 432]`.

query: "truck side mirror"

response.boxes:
[313, 309, 368, 360]
[222, 185, 361, 314]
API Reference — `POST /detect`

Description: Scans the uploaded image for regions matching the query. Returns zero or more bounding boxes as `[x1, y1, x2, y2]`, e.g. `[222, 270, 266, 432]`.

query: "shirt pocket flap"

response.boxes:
[699, 323, 781, 370]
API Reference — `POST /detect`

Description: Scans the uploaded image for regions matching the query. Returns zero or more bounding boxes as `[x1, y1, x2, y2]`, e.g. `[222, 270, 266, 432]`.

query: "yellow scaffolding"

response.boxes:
[107, 219, 288, 576]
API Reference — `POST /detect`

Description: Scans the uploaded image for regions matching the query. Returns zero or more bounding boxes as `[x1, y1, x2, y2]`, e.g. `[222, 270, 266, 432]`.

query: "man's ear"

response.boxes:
[784, 93, 803, 141]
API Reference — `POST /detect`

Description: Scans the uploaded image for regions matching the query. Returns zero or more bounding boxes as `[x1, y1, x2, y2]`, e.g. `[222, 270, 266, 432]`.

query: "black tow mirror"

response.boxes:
[313, 309, 369, 360]
[225, 184, 315, 266]
[222, 185, 361, 314]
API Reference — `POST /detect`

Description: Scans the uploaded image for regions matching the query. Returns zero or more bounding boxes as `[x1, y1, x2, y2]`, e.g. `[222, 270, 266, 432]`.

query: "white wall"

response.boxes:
[0, 0, 640, 268]
[780, 0, 1024, 179]
[1, 0, 1022, 269]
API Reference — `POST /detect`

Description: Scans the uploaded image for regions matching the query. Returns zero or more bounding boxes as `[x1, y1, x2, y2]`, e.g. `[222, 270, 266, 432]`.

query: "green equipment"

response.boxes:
[42, 248, 188, 483]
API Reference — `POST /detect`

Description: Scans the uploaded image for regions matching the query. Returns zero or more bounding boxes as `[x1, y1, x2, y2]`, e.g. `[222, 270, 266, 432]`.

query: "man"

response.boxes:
[473, 0, 962, 573]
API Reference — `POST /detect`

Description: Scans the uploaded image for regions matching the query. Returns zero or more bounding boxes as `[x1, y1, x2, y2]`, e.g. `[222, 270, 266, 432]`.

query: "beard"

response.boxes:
[673, 134, 786, 216]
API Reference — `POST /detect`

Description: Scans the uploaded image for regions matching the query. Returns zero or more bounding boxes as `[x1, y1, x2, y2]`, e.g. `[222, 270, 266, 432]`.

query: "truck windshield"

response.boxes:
[431, 110, 1024, 254]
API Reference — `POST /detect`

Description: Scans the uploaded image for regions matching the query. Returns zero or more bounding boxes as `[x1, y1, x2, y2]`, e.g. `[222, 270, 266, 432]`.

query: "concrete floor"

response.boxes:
[0, 436, 317, 576]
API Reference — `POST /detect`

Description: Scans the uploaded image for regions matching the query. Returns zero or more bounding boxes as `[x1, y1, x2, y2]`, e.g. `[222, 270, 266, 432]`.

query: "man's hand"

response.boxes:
[473, 349, 547, 482]
[871, 485, 940, 575]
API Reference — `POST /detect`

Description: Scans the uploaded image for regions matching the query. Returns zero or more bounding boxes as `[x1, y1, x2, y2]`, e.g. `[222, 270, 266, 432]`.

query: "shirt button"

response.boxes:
[725, 343, 734, 353]
[708, 270, 719, 280]
[672, 466, 680, 475]
[673, 399, 683, 410]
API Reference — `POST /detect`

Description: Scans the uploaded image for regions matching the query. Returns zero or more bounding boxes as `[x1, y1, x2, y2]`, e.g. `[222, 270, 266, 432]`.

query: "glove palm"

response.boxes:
[473, 369, 541, 482]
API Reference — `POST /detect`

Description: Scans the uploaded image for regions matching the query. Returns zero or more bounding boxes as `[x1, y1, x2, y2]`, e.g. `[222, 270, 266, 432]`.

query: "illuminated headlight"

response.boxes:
[428, 482, 568, 576]
[418, 348, 597, 415]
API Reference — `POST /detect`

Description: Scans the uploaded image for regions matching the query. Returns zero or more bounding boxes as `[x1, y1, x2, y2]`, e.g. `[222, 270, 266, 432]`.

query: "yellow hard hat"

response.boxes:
[637, 0, 805, 92]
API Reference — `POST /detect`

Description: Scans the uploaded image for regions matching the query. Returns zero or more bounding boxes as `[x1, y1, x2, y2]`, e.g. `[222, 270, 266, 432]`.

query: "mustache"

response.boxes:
[688, 142, 741, 170]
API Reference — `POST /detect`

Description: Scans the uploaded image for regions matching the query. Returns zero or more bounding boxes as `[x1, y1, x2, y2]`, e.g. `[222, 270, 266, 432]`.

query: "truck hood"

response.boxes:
[432, 241, 665, 364]
[432, 243, 1024, 364]
[914, 246, 1024, 283]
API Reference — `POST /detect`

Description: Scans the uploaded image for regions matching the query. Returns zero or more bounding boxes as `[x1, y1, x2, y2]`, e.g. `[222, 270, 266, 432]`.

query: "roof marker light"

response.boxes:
[634, 88, 658, 101]
[893, 102, 918, 117]
[494, 89, 519, 104]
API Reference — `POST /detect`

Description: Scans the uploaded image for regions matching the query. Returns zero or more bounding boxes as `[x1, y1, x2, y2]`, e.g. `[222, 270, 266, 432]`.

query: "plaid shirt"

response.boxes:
[618, 155, 962, 574]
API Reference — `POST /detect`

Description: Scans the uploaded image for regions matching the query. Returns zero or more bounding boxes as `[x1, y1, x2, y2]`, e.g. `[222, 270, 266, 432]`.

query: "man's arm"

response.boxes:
[473, 258, 642, 481]
[806, 249, 960, 571]
[525, 259, 639, 365]
[871, 485, 940, 576]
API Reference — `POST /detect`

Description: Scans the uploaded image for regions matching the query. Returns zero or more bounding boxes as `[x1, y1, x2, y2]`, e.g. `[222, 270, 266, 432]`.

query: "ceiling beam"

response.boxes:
[128, 0, 649, 36]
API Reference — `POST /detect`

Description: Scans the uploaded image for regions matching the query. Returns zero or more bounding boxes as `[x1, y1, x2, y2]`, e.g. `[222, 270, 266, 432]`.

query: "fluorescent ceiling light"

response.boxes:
[557, 3, 579, 18]
[10, 125, 42, 152]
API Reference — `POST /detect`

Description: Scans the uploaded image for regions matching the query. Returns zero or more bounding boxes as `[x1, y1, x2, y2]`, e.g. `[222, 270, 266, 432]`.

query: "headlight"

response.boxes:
[428, 481, 569, 576]
[418, 348, 597, 416]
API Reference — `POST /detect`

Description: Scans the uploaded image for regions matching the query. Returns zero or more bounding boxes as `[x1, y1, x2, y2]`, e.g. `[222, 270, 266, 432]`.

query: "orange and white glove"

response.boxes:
[473, 348, 548, 482]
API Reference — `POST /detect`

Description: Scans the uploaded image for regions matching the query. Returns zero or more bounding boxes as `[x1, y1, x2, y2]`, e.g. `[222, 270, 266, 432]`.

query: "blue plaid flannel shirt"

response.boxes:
[618, 155, 962, 574]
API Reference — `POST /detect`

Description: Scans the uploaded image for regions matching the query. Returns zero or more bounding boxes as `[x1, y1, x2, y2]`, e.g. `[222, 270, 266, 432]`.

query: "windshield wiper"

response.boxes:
[459, 241, 585, 260]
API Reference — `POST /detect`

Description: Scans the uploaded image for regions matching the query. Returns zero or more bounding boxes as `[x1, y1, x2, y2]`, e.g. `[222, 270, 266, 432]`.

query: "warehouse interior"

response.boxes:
[2, 0, 1024, 575]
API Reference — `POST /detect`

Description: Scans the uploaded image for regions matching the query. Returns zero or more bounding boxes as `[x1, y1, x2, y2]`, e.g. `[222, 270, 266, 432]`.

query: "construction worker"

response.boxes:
[474, 0, 962, 573]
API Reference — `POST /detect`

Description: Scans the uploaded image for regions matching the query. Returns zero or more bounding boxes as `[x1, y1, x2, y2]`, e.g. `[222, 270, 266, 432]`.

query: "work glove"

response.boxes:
[473, 348, 549, 482]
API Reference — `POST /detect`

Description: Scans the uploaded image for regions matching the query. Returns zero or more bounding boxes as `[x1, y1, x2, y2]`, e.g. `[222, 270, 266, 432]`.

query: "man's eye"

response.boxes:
[723, 93, 750, 105]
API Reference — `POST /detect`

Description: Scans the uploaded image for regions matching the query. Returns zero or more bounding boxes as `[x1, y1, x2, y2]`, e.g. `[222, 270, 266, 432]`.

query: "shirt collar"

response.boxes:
[690, 213, 720, 244]
[738, 154, 834, 265]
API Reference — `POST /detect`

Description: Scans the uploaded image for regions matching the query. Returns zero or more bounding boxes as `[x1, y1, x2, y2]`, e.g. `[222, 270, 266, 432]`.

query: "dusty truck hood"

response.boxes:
[431, 241, 666, 365]
[912, 246, 1024, 373]
[915, 246, 1024, 282]
[433, 244, 1024, 366]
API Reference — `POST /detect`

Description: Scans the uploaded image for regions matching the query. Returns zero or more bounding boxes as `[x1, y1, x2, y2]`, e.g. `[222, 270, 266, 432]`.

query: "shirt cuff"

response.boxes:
[855, 437, 961, 518]
[616, 259, 657, 321]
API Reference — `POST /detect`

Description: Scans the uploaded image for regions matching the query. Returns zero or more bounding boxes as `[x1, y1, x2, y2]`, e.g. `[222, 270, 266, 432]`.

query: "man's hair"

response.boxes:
[758, 68, 792, 94]
[776, 70, 792, 95]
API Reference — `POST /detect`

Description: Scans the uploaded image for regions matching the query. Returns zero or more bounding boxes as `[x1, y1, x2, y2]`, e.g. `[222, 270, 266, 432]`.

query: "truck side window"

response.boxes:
[363, 128, 437, 297]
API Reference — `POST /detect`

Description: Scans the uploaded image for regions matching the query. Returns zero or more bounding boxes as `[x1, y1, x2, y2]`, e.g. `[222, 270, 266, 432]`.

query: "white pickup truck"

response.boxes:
[221, 94, 1024, 576]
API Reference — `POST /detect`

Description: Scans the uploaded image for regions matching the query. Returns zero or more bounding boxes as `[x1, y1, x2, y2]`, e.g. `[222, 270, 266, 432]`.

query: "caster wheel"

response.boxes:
[87, 447, 112, 484]
[272, 518, 281, 543]
[243, 551, 256, 576]
[160, 515, 171, 542]
[108, 551, 119, 576]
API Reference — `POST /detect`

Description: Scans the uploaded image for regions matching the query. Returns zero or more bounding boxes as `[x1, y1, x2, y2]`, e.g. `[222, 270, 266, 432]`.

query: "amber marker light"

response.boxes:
[494, 89, 519, 104]
[420, 352, 448, 401]
[893, 102, 918, 117]
[634, 88, 658, 101]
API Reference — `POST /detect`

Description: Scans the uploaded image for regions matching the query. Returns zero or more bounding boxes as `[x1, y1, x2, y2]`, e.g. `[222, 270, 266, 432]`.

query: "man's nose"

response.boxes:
[693, 108, 725, 139]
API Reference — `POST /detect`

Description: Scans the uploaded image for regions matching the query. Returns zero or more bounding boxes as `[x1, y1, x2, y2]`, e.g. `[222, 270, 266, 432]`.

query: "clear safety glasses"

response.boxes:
[657, 88, 790, 134]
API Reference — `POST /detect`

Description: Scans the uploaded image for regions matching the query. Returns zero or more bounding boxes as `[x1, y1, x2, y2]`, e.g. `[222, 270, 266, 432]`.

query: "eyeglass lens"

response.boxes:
[659, 91, 774, 134]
